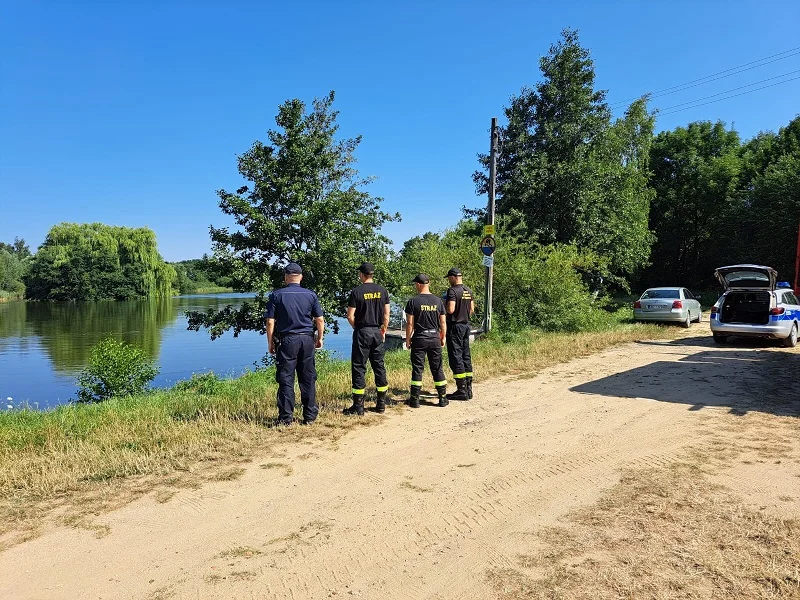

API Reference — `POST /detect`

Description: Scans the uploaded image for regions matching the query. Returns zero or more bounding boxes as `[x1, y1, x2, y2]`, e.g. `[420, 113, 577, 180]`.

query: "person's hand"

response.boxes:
[315, 337, 324, 349]
[440, 337, 445, 347]
[269, 341, 276, 355]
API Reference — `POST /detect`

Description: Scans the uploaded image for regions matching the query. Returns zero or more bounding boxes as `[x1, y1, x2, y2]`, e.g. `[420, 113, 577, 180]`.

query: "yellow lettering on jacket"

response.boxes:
[363, 292, 381, 300]
[420, 304, 438, 312]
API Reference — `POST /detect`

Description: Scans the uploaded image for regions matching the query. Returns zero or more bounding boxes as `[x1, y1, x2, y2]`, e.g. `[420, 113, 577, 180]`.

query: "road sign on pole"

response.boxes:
[482, 255, 494, 268]
[480, 235, 496, 256]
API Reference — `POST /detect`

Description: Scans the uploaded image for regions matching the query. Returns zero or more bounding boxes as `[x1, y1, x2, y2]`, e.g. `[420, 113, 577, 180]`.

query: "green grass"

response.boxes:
[0, 313, 685, 539]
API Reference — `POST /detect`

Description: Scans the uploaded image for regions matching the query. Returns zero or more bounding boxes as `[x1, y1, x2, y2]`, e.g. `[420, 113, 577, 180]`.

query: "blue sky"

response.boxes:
[2, 1, 799, 261]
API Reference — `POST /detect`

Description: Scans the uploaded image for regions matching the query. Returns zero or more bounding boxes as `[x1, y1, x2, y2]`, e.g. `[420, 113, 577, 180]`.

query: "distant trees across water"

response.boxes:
[171, 258, 233, 295]
[23, 223, 176, 301]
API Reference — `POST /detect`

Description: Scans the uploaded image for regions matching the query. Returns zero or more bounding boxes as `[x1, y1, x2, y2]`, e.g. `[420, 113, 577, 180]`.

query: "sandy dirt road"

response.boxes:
[3, 325, 800, 599]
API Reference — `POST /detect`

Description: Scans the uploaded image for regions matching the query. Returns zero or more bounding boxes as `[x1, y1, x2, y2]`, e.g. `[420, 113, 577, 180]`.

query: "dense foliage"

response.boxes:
[0, 238, 31, 298]
[188, 91, 399, 338]
[643, 116, 800, 289]
[24, 223, 176, 301]
[388, 219, 613, 332]
[76, 337, 160, 403]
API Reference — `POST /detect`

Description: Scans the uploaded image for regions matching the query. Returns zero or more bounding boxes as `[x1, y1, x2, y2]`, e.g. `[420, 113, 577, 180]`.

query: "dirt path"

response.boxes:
[3, 325, 800, 600]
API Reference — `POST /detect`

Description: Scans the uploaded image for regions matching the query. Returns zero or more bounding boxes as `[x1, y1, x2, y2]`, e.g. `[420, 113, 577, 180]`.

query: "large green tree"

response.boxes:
[24, 223, 176, 301]
[188, 91, 399, 338]
[474, 29, 655, 280]
[644, 121, 742, 288]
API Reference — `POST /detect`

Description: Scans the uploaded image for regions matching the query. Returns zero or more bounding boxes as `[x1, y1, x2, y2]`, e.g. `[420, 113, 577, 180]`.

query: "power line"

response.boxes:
[609, 46, 800, 108]
[656, 69, 800, 111]
[658, 74, 800, 116]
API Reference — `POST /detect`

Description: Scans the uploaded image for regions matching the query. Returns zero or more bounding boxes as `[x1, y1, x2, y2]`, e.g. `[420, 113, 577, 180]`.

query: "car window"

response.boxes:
[641, 289, 680, 299]
[785, 292, 799, 306]
[683, 289, 694, 299]
[723, 270, 771, 287]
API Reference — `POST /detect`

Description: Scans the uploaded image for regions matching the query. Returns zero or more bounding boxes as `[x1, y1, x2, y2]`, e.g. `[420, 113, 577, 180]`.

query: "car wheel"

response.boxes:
[695, 310, 703, 323]
[713, 334, 727, 344]
[682, 313, 691, 328]
[782, 323, 798, 348]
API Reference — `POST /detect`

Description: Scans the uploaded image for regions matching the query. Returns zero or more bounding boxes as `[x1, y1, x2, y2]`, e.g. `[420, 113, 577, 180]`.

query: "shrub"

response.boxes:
[173, 372, 222, 395]
[494, 244, 612, 332]
[76, 338, 159, 403]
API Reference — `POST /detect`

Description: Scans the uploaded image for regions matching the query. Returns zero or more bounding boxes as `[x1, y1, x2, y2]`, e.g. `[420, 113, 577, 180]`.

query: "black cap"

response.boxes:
[284, 262, 303, 275]
[412, 273, 430, 284]
[358, 262, 375, 274]
[445, 268, 462, 277]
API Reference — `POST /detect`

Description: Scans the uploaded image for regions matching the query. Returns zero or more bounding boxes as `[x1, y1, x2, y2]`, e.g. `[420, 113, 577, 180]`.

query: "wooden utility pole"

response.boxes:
[484, 117, 498, 333]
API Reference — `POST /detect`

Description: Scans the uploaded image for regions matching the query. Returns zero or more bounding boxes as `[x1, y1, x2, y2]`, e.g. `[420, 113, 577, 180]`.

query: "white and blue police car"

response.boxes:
[710, 264, 800, 347]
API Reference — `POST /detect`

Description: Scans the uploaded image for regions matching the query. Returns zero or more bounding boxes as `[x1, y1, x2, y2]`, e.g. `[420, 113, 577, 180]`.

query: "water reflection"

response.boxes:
[23, 300, 175, 370]
[0, 295, 352, 408]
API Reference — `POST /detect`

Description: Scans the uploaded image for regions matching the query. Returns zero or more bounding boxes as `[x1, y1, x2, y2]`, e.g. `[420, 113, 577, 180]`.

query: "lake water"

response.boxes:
[0, 294, 353, 409]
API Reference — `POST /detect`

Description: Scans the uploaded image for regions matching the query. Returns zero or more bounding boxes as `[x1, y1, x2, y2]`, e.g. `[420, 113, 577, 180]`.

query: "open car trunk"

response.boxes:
[719, 291, 772, 325]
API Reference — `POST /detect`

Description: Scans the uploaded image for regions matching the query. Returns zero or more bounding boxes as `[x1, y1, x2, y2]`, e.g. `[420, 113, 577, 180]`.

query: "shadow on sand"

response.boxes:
[570, 335, 800, 417]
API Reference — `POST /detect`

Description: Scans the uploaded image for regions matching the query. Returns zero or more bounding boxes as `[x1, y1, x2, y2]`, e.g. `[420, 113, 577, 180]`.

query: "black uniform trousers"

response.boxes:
[275, 334, 318, 424]
[351, 327, 388, 393]
[446, 322, 473, 377]
[410, 334, 447, 387]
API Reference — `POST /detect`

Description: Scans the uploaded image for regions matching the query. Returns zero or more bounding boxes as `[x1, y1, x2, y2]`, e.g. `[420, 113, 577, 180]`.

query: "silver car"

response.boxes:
[710, 264, 799, 347]
[633, 287, 702, 327]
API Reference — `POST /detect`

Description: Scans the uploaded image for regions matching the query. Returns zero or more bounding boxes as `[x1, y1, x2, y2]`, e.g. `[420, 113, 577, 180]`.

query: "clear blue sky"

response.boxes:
[2, 1, 799, 261]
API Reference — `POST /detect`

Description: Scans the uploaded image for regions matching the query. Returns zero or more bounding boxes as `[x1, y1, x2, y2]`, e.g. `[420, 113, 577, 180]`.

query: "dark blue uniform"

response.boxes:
[265, 283, 323, 425]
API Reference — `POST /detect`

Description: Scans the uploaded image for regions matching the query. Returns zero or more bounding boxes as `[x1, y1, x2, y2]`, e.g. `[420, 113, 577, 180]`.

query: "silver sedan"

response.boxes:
[633, 287, 702, 328]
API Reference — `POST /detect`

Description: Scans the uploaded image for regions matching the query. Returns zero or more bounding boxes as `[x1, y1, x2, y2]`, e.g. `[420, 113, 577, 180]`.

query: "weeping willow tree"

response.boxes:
[24, 223, 176, 301]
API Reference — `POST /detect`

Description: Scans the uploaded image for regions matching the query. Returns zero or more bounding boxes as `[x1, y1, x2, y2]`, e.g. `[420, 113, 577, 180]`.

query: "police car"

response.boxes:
[710, 264, 800, 347]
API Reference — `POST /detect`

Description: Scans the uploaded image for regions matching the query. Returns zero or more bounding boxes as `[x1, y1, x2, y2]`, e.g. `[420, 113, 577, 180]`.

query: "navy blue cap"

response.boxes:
[413, 273, 430, 284]
[358, 262, 375, 274]
[445, 268, 462, 277]
[284, 262, 303, 275]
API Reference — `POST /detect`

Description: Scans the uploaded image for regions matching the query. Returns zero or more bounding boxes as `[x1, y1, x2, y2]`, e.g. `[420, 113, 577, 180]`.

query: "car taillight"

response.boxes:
[633, 300, 641, 309]
[771, 307, 785, 315]
[711, 306, 719, 314]
[672, 300, 683, 309]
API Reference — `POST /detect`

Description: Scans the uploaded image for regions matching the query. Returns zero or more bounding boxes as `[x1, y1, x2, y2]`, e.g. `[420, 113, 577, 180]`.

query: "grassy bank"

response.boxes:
[0, 317, 685, 540]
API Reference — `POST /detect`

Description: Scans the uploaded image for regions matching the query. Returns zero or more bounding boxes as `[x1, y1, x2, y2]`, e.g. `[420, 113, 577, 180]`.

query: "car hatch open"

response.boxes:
[714, 265, 777, 291]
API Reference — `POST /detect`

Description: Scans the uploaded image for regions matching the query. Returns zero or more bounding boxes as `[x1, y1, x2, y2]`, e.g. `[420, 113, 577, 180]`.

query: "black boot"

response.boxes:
[343, 394, 364, 416]
[446, 378, 468, 401]
[375, 390, 387, 413]
[437, 384, 449, 407]
[466, 376, 473, 400]
[407, 386, 420, 408]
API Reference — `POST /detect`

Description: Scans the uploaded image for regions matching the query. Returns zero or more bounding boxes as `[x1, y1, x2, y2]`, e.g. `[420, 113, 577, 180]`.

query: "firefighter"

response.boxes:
[265, 263, 325, 426]
[444, 268, 475, 400]
[343, 262, 391, 415]
[404, 274, 448, 408]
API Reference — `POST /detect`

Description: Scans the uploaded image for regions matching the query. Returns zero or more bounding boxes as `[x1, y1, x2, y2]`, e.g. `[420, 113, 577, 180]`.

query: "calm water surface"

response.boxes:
[0, 294, 353, 409]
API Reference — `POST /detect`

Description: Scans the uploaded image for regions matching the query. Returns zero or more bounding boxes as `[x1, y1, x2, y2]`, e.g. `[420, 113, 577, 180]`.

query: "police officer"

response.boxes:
[444, 268, 475, 400]
[343, 262, 391, 415]
[265, 263, 325, 426]
[404, 274, 448, 408]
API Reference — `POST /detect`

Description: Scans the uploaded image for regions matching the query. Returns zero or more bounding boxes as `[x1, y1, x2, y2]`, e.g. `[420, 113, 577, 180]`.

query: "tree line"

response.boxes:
[0, 227, 233, 300]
